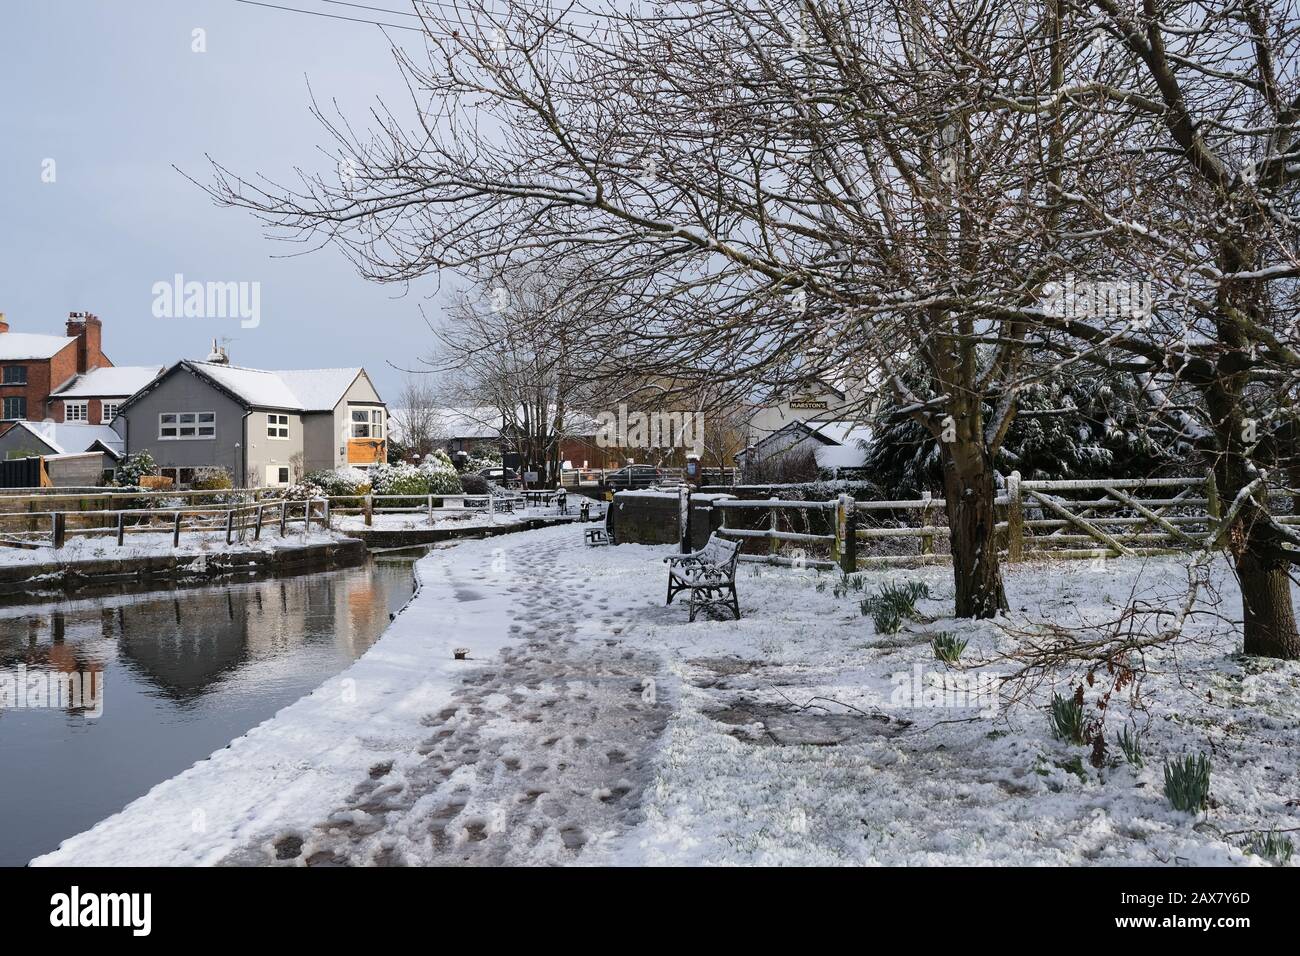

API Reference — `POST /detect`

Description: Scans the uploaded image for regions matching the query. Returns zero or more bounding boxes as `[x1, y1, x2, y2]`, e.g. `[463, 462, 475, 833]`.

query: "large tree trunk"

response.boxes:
[1236, 542, 1300, 658]
[941, 439, 1008, 618]
[1205, 342, 1300, 660]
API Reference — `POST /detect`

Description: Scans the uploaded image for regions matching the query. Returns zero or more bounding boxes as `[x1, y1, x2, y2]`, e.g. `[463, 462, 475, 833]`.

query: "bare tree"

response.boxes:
[390, 374, 442, 461]
[204, 0, 1097, 618]
[1023, 0, 1300, 658]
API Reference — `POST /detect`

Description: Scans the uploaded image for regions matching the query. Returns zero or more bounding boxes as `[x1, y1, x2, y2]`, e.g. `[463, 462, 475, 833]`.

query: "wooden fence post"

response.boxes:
[254, 505, 264, 540]
[280, 501, 289, 536]
[322, 498, 331, 530]
[225, 509, 235, 545]
[1205, 469, 1220, 520]
[116, 511, 125, 547]
[678, 485, 691, 553]
[173, 510, 182, 548]
[769, 497, 780, 561]
[364, 494, 373, 527]
[427, 494, 434, 524]
[52, 511, 66, 549]
[1006, 471, 1024, 562]
[920, 490, 934, 555]
[840, 494, 856, 574]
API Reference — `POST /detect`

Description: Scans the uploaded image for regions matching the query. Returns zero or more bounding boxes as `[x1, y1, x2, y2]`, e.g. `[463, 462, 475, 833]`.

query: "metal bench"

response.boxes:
[664, 533, 742, 621]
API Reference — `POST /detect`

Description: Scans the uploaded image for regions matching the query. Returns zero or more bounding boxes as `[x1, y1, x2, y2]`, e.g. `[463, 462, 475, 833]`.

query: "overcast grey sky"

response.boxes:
[0, 0, 445, 400]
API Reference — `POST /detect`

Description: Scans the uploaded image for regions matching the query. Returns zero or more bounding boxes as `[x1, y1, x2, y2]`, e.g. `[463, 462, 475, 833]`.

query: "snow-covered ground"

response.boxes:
[0, 525, 353, 570]
[34, 526, 1299, 866]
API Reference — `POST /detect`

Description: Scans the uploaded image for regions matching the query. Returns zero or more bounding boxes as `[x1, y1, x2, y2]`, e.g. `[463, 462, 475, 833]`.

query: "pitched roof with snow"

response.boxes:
[118, 362, 380, 415]
[50, 365, 165, 399]
[0, 332, 77, 361]
[7, 421, 125, 458]
[186, 362, 306, 409]
[269, 368, 364, 411]
[810, 420, 873, 447]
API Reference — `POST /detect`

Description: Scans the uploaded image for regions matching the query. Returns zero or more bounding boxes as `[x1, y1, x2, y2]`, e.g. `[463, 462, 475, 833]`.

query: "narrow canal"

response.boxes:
[0, 553, 420, 866]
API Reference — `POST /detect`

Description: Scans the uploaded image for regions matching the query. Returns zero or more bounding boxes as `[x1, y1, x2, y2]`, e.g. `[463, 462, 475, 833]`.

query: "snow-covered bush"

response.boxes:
[371, 461, 429, 498]
[260, 482, 324, 501]
[305, 467, 371, 497]
[114, 451, 156, 487]
[417, 449, 463, 495]
[191, 467, 232, 490]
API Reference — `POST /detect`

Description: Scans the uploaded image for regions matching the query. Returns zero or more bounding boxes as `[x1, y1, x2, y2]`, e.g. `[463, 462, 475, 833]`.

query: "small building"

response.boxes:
[736, 418, 872, 477]
[111, 347, 388, 488]
[742, 379, 865, 446]
[0, 420, 125, 484]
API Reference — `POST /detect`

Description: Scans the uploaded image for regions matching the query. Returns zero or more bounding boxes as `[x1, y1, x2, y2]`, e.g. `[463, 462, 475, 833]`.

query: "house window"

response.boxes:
[102, 402, 120, 422]
[351, 408, 384, 439]
[265, 465, 291, 486]
[64, 401, 89, 422]
[267, 413, 290, 439]
[159, 411, 215, 440]
[160, 467, 197, 488]
[2, 397, 27, 420]
[2, 366, 26, 385]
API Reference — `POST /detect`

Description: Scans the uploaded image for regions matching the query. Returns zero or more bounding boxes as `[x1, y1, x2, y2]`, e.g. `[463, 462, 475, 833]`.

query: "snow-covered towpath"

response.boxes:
[35, 524, 1300, 866]
[223, 532, 670, 865]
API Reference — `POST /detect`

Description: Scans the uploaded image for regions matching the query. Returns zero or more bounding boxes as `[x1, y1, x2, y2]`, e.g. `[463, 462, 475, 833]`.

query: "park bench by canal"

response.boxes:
[664, 532, 742, 622]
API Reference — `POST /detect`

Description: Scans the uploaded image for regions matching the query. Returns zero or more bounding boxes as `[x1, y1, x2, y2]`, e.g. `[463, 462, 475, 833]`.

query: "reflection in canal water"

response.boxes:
[0, 554, 419, 866]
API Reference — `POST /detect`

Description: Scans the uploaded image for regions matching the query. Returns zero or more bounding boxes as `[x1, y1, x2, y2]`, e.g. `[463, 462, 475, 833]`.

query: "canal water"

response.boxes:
[0, 553, 420, 866]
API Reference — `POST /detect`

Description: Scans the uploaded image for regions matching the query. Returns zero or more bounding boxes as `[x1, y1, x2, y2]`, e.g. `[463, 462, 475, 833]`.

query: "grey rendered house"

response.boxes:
[111, 356, 387, 488]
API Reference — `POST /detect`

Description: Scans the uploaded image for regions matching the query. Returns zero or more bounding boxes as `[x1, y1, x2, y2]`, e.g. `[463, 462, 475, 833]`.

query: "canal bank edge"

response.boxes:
[0, 537, 369, 593]
[343, 514, 583, 549]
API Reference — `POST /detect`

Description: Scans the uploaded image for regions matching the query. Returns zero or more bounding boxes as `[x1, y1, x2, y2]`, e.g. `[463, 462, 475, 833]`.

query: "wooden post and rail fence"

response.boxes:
[676, 472, 1262, 573]
[0, 496, 329, 551]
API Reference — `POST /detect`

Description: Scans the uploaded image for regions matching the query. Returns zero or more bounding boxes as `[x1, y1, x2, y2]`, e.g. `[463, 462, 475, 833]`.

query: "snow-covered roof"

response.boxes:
[187, 363, 367, 412]
[809, 420, 871, 469]
[814, 442, 868, 469]
[6, 421, 125, 458]
[270, 368, 364, 411]
[810, 420, 873, 447]
[50, 365, 164, 399]
[187, 362, 305, 410]
[0, 332, 76, 361]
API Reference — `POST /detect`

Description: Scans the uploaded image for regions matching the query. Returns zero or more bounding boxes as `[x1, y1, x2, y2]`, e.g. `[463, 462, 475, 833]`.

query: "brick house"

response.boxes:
[0, 311, 113, 425]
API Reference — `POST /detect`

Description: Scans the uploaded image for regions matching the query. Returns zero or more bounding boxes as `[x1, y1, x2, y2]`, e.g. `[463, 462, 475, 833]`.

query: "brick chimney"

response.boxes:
[66, 311, 105, 373]
[0, 312, 8, 334]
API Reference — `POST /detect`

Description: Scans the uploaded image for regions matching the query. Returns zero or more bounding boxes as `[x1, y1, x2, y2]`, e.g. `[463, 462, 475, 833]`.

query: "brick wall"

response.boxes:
[0, 341, 79, 422]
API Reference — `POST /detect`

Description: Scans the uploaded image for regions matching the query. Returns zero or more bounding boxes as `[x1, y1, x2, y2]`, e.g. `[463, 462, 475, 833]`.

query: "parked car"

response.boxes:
[602, 464, 666, 489]
[477, 466, 519, 487]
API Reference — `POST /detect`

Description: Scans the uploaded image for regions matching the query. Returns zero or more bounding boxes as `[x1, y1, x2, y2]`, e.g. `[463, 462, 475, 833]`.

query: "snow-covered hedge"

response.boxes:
[371, 451, 464, 498]
[304, 467, 372, 497]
